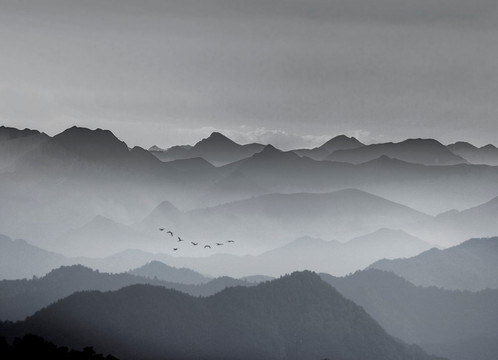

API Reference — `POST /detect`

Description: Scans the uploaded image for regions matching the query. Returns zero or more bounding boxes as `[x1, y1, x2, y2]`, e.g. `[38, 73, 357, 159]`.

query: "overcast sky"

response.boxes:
[1, 0, 497, 149]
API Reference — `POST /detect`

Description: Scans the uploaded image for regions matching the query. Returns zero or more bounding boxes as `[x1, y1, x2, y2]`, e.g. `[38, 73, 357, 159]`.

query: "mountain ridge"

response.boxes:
[1, 271, 442, 360]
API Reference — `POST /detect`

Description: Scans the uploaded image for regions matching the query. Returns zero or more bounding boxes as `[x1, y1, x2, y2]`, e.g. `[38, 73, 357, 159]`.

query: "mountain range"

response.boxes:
[2, 125, 498, 252]
[0, 264, 255, 322]
[2, 124, 498, 360]
[368, 236, 498, 291]
[321, 269, 498, 360]
[0, 271, 442, 360]
[0, 227, 432, 279]
[150, 132, 265, 166]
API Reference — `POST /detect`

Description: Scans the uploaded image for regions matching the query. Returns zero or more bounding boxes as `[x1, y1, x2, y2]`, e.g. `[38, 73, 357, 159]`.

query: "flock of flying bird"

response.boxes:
[159, 228, 235, 252]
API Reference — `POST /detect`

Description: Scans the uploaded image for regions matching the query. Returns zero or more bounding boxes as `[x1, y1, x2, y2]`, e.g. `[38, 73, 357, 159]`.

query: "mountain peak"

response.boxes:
[52, 126, 130, 161]
[448, 141, 478, 151]
[0, 126, 41, 141]
[481, 144, 498, 151]
[319, 134, 364, 152]
[148, 145, 164, 152]
[251, 144, 300, 161]
[196, 132, 237, 147]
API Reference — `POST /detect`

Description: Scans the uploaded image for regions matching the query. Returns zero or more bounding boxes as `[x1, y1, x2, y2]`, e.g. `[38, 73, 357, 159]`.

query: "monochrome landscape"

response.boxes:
[2, 0, 498, 359]
[0, 125, 497, 360]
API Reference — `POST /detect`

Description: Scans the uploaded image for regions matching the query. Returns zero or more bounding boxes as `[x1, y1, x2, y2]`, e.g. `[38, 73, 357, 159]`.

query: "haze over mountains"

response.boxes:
[2, 125, 498, 254]
[2, 124, 498, 360]
[369, 237, 498, 291]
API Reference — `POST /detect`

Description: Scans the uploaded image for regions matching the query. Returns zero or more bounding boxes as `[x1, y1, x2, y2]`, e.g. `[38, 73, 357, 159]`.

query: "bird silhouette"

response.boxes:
[227, 240, 235, 243]
[204, 245, 211, 248]
[178, 237, 184, 242]
[191, 242, 199, 246]
[159, 228, 165, 231]
[216, 243, 223, 246]
[173, 248, 178, 251]
[167, 231, 173, 236]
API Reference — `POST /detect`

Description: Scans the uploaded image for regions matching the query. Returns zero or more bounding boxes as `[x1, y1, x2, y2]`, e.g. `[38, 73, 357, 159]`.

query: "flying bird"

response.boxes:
[167, 231, 173, 236]
[159, 228, 165, 231]
[216, 243, 224, 246]
[173, 248, 178, 251]
[191, 242, 199, 246]
[178, 237, 184, 242]
[204, 245, 211, 248]
[227, 240, 235, 243]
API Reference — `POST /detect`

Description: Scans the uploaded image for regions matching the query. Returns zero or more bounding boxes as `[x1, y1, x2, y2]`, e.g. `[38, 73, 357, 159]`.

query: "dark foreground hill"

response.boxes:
[321, 269, 498, 360]
[0, 334, 119, 360]
[1, 271, 442, 360]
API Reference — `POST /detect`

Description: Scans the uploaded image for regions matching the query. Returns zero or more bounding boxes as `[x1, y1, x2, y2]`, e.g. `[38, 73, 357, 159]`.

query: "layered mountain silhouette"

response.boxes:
[368, 237, 498, 291]
[4, 125, 498, 247]
[293, 134, 364, 160]
[151, 132, 265, 165]
[327, 138, 466, 165]
[0, 226, 431, 280]
[175, 188, 432, 251]
[3, 124, 498, 360]
[128, 260, 211, 284]
[0, 234, 69, 280]
[0, 264, 254, 322]
[448, 141, 498, 166]
[17, 126, 159, 173]
[51, 215, 164, 257]
[321, 269, 498, 360]
[0, 126, 42, 141]
[231, 228, 431, 276]
[405, 195, 498, 245]
[0, 126, 49, 172]
[79, 229, 430, 278]
[1, 271, 442, 360]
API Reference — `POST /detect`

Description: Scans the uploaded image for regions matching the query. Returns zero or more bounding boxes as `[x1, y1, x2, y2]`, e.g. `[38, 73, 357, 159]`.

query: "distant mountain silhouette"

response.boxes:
[128, 261, 211, 284]
[139, 200, 183, 234]
[0, 234, 69, 280]
[17, 126, 159, 174]
[0, 126, 41, 141]
[293, 135, 364, 160]
[3, 124, 498, 256]
[231, 229, 431, 276]
[403, 195, 498, 248]
[247, 144, 301, 162]
[198, 169, 269, 207]
[51, 215, 161, 257]
[152, 132, 265, 165]
[368, 237, 498, 291]
[0, 127, 49, 171]
[180, 188, 432, 251]
[320, 134, 365, 153]
[321, 269, 498, 360]
[448, 141, 498, 166]
[345, 228, 431, 257]
[69, 228, 430, 280]
[1, 271, 442, 360]
[327, 138, 467, 165]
